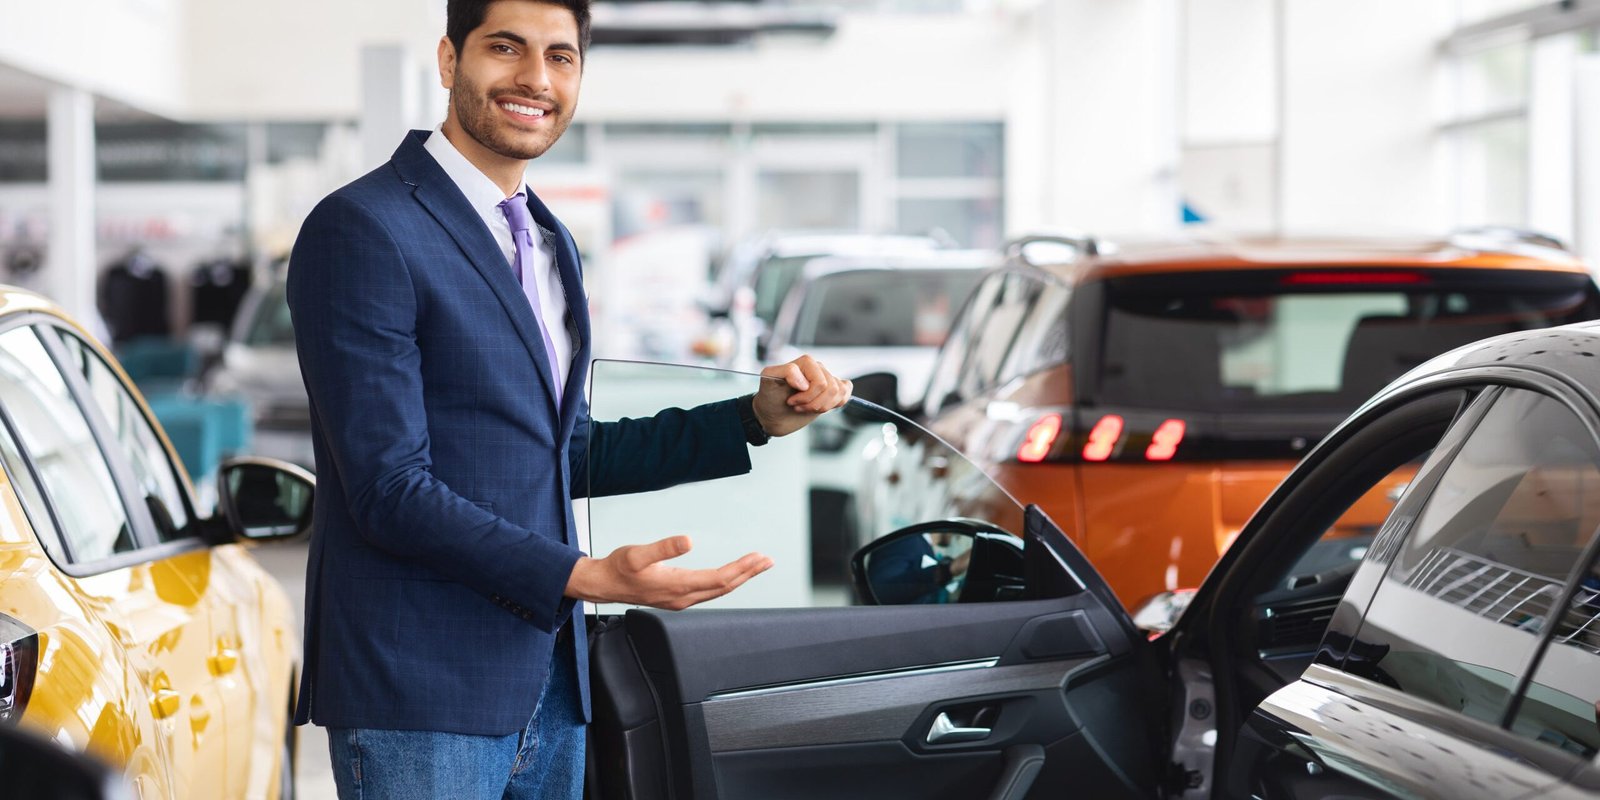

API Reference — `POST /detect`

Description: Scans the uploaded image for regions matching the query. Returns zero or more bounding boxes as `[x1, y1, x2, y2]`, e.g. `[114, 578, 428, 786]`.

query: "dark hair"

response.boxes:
[446, 0, 592, 59]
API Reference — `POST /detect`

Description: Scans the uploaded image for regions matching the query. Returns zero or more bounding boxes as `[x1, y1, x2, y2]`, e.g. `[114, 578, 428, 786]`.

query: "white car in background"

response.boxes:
[697, 231, 947, 367]
[205, 272, 314, 468]
[761, 250, 994, 585]
[765, 250, 995, 407]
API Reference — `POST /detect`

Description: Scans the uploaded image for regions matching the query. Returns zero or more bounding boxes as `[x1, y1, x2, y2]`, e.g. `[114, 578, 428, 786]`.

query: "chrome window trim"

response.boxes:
[706, 657, 999, 702]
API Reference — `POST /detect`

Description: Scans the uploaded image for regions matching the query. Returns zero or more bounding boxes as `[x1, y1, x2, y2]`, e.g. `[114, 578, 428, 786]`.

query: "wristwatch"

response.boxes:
[736, 394, 771, 447]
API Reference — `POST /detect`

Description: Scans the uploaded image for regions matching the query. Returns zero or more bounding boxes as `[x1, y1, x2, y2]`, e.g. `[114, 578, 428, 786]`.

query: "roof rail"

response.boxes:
[1003, 232, 1101, 266]
[1448, 226, 1569, 253]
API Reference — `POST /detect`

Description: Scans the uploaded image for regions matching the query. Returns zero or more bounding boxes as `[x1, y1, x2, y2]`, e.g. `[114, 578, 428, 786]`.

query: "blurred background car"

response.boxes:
[204, 266, 313, 468]
[694, 231, 946, 368]
[0, 285, 309, 798]
[758, 250, 991, 583]
[765, 250, 992, 406]
[859, 229, 1600, 612]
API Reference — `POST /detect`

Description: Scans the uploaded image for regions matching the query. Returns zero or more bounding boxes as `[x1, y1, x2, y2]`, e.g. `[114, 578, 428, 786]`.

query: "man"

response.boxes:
[285, 1, 851, 797]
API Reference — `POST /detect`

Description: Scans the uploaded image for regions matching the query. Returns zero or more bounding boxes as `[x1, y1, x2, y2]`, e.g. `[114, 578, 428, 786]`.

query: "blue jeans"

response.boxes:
[327, 633, 584, 800]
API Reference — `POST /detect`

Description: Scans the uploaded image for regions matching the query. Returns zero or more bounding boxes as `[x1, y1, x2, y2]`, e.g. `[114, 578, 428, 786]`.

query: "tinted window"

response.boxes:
[55, 328, 193, 541]
[0, 328, 134, 561]
[1510, 553, 1600, 758]
[790, 269, 980, 348]
[1346, 389, 1600, 727]
[923, 274, 1002, 414]
[957, 274, 1042, 400]
[1000, 281, 1071, 381]
[1098, 269, 1600, 414]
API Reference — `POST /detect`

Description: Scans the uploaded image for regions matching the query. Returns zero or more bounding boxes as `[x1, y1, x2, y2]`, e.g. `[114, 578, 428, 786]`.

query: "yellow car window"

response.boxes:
[0, 328, 134, 561]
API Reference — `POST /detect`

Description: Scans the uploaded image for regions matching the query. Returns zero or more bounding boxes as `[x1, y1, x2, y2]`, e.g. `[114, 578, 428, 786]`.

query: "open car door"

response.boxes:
[582, 361, 1165, 800]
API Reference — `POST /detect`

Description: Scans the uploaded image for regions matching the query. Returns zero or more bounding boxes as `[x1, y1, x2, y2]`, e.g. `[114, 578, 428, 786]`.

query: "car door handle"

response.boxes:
[927, 711, 992, 744]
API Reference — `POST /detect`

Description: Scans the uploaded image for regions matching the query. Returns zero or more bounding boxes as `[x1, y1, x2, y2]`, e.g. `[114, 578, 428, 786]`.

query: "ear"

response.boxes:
[437, 35, 457, 90]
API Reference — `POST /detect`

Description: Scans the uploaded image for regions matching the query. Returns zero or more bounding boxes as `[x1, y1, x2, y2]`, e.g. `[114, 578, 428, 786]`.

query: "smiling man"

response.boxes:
[285, 1, 851, 797]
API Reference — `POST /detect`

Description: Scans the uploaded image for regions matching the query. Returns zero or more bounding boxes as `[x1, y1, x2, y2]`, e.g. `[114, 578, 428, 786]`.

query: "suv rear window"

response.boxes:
[1096, 268, 1600, 415]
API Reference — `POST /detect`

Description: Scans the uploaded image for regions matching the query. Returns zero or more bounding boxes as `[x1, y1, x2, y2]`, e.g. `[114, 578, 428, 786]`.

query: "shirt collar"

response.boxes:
[422, 125, 529, 215]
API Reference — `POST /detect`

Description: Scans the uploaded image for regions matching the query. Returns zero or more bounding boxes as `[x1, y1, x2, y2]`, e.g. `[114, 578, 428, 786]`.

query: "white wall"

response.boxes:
[185, 0, 441, 121]
[1179, 0, 1277, 231]
[1034, 0, 1181, 236]
[1278, 0, 1454, 235]
[581, 14, 1014, 122]
[0, 0, 187, 116]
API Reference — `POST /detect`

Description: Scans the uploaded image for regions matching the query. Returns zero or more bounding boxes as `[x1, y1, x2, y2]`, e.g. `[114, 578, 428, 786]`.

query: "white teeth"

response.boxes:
[500, 102, 545, 118]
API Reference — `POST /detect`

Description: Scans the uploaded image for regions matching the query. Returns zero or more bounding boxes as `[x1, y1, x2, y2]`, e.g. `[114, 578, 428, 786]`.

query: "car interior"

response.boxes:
[1179, 388, 1472, 791]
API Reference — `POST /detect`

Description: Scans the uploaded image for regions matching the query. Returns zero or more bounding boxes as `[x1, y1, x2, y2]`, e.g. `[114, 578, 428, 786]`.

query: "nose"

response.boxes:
[516, 53, 553, 96]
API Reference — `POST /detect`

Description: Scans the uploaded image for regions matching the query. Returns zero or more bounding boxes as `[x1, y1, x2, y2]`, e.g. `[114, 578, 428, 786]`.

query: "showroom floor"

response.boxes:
[250, 540, 338, 800]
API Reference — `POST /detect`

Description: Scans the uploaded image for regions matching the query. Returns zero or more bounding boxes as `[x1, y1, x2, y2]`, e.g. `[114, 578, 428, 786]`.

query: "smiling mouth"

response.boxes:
[498, 100, 548, 121]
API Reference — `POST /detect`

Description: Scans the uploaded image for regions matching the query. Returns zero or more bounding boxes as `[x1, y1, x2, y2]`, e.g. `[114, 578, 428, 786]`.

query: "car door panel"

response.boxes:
[590, 511, 1159, 800]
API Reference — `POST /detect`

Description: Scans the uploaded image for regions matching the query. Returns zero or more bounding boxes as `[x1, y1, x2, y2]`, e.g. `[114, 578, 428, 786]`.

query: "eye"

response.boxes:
[491, 43, 517, 55]
[550, 53, 574, 65]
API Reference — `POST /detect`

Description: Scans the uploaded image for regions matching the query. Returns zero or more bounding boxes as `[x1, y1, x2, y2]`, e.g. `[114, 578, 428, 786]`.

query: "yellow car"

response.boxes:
[0, 287, 309, 798]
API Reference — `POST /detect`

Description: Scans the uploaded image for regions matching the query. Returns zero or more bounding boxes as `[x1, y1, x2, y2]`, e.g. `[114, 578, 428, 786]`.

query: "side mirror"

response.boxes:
[0, 723, 129, 800]
[849, 372, 900, 415]
[850, 519, 1024, 605]
[216, 456, 315, 541]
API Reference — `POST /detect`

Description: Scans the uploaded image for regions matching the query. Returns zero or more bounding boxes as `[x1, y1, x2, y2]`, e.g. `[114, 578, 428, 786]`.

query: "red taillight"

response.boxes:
[1016, 414, 1063, 463]
[0, 615, 38, 724]
[1082, 414, 1124, 462]
[1282, 271, 1427, 286]
[1145, 418, 1187, 461]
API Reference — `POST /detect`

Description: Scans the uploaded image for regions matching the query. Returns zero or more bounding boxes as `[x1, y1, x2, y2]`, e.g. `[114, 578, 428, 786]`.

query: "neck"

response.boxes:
[441, 116, 527, 197]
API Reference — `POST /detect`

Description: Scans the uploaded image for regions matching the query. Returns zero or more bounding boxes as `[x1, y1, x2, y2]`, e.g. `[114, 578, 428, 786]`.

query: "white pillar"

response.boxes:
[1528, 34, 1577, 244]
[360, 45, 422, 171]
[1035, 0, 1181, 237]
[1575, 56, 1600, 264]
[46, 86, 95, 322]
[1278, 1, 1451, 235]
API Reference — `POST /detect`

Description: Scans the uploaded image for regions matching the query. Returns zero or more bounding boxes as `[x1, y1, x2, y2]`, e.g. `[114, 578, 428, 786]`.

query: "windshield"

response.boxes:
[1097, 268, 1600, 414]
[241, 282, 296, 347]
[790, 269, 981, 348]
[752, 256, 818, 326]
[583, 360, 1028, 612]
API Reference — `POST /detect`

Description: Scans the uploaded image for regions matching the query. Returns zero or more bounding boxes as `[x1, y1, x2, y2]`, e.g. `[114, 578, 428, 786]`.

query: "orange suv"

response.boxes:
[873, 231, 1600, 612]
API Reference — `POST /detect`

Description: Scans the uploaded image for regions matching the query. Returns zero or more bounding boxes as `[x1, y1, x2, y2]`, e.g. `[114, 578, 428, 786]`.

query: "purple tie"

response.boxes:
[498, 193, 563, 408]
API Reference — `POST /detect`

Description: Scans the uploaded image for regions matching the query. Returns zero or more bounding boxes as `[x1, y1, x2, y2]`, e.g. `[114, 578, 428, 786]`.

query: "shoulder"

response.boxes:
[308, 165, 411, 225]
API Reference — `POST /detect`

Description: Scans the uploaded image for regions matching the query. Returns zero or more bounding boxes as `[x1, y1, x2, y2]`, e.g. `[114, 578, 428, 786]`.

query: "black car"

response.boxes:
[576, 322, 1600, 799]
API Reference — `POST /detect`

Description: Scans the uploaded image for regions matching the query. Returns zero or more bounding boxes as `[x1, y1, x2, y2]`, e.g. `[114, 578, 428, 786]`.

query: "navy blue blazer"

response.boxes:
[287, 130, 752, 735]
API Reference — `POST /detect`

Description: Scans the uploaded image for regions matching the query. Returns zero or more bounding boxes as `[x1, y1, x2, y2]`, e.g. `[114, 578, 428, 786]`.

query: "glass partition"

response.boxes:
[584, 359, 1026, 613]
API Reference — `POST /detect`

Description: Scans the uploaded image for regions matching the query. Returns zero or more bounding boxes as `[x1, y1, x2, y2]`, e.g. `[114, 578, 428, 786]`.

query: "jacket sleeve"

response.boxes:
[288, 193, 580, 633]
[568, 393, 753, 500]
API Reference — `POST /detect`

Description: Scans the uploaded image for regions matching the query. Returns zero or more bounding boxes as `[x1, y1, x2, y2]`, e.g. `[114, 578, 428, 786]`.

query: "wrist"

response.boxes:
[737, 393, 772, 446]
[565, 556, 609, 603]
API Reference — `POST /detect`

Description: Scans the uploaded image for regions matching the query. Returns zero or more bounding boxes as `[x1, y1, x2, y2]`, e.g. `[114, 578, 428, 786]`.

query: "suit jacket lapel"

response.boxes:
[523, 189, 591, 437]
[390, 131, 563, 415]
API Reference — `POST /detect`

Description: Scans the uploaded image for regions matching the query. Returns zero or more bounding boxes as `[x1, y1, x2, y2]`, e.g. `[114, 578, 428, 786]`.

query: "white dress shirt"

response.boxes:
[423, 127, 573, 392]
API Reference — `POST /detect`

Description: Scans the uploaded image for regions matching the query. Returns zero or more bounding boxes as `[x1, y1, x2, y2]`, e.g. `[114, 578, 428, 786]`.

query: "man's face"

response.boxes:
[439, 1, 582, 162]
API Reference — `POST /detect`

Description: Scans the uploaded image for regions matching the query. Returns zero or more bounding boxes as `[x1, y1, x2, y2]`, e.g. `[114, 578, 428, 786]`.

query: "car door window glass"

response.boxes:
[957, 275, 1042, 400]
[585, 360, 1029, 612]
[1509, 553, 1600, 758]
[1347, 389, 1600, 727]
[0, 327, 134, 561]
[0, 413, 65, 561]
[1001, 282, 1070, 381]
[54, 328, 193, 541]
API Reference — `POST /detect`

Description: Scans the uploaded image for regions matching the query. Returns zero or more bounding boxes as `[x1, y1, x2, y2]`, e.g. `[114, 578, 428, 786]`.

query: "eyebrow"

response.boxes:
[483, 29, 580, 57]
